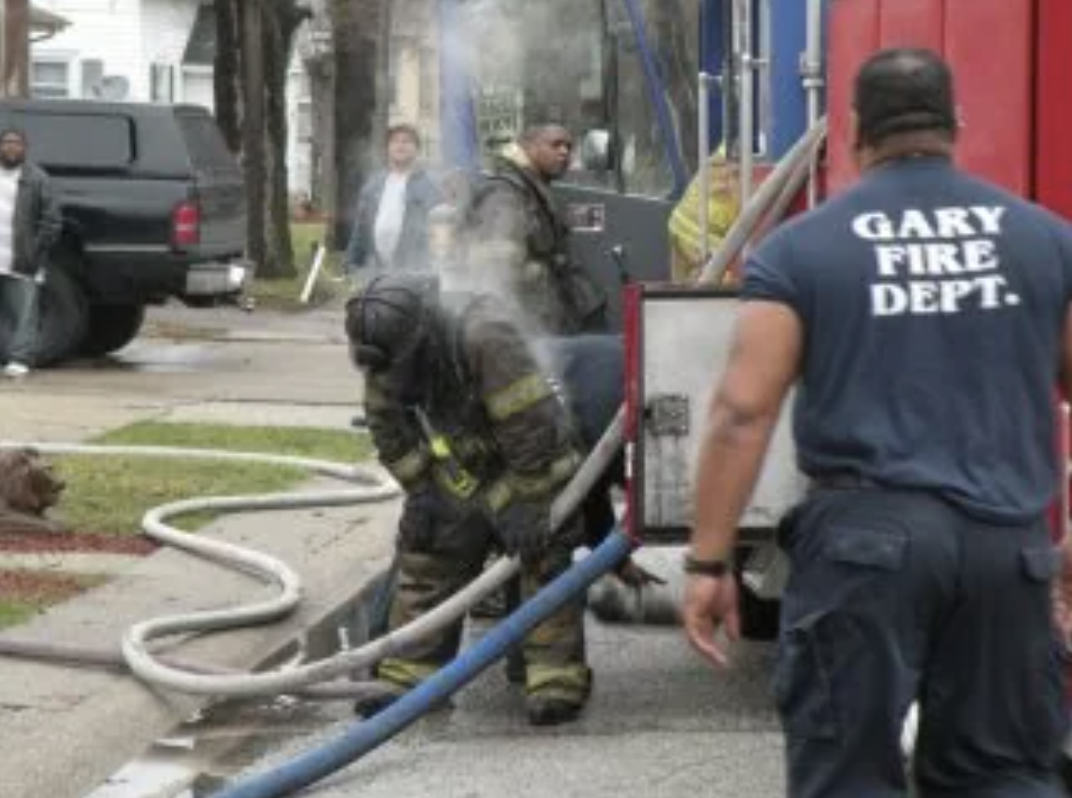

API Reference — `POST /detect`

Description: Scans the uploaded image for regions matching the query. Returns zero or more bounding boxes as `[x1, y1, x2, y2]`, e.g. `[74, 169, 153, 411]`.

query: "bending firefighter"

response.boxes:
[345, 275, 591, 726]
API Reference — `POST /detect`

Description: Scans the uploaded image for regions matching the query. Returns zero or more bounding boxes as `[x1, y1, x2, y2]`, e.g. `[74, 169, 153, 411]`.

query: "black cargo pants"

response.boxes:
[776, 487, 1069, 798]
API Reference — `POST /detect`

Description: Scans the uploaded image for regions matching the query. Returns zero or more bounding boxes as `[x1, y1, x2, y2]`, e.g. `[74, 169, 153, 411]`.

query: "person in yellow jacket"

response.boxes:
[667, 146, 740, 285]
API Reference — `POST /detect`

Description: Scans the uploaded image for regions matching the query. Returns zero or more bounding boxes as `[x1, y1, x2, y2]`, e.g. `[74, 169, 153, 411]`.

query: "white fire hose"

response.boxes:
[0, 415, 622, 698]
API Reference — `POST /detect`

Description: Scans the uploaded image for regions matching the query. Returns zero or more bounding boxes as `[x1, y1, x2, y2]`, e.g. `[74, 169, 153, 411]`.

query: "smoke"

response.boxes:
[446, 0, 606, 155]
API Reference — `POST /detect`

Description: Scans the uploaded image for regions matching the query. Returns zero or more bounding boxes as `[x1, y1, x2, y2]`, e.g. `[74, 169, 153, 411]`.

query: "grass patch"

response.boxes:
[0, 602, 36, 627]
[0, 571, 107, 628]
[247, 222, 350, 312]
[53, 421, 373, 537]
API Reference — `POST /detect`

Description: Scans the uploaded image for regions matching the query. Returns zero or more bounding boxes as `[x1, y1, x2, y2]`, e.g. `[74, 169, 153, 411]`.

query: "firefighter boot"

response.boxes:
[525, 666, 592, 727]
[353, 658, 439, 718]
[351, 680, 409, 719]
[527, 695, 585, 727]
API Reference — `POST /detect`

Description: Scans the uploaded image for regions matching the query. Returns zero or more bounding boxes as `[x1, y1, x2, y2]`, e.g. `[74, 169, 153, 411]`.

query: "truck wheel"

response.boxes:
[35, 267, 88, 367]
[80, 304, 146, 357]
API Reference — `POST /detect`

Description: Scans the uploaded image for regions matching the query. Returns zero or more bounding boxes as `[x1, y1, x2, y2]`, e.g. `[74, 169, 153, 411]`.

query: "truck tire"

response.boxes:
[80, 304, 146, 357]
[35, 267, 88, 367]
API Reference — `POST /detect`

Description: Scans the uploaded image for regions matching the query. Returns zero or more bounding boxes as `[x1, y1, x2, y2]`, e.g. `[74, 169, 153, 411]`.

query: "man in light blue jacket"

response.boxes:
[345, 124, 442, 277]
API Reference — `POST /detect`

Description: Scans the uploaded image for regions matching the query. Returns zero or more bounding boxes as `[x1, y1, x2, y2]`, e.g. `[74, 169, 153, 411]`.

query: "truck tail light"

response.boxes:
[172, 200, 201, 248]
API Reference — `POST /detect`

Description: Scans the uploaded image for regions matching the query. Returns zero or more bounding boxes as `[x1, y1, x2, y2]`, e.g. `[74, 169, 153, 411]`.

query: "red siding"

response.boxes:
[826, 0, 880, 193]
[1036, 0, 1072, 219]
[944, 0, 1034, 195]
[826, 0, 1036, 198]
[879, 0, 944, 49]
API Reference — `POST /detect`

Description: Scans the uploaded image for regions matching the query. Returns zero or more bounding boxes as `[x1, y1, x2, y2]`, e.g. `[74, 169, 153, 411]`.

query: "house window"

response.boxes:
[81, 59, 104, 98]
[151, 64, 174, 103]
[31, 60, 70, 99]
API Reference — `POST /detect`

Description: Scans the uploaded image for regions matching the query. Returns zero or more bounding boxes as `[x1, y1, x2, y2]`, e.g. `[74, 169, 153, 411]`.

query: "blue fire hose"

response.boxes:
[211, 529, 635, 798]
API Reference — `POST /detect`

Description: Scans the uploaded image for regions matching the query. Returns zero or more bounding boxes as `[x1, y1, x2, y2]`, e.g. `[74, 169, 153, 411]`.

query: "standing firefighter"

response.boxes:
[346, 274, 592, 726]
[682, 48, 1072, 796]
[467, 124, 607, 335]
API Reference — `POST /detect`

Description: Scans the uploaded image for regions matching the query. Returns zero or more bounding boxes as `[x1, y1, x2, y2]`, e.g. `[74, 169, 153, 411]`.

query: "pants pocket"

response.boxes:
[774, 611, 842, 741]
[775, 516, 908, 742]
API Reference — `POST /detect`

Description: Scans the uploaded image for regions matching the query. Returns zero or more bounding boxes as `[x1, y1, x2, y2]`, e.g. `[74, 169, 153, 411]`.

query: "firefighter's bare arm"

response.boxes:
[1055, 304, 1072, 641]
[683, 299, 802, 669]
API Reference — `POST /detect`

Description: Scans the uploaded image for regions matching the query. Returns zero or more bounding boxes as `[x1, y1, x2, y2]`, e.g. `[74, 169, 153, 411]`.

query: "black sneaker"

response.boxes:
[526, 696, 584, 727]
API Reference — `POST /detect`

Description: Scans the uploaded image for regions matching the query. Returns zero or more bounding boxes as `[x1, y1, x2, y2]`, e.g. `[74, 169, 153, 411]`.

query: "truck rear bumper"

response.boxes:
[184, 260, 251, 297]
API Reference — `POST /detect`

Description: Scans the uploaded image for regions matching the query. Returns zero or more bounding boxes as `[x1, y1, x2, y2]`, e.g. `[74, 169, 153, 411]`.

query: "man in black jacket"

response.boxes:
[467, 124, 607, 335]
[0, 128, 61, 377]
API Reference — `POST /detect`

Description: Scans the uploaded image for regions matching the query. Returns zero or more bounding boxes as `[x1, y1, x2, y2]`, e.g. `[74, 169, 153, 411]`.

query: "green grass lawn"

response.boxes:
[1, 418, 376, 630]
[54, 421, 374, 536]
[0, 602, 37, 627]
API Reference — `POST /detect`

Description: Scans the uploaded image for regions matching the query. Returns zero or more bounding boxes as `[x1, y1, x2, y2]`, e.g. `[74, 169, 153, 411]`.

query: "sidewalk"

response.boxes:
[0, 307, 401, 798]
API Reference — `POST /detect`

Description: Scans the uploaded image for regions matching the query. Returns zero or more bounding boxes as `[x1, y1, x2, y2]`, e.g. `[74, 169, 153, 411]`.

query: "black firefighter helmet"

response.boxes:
[345, 274, 441, 375]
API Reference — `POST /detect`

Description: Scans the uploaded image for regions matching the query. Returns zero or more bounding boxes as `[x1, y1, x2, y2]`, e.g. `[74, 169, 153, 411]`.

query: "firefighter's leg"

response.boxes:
[775, 489, 952, 798]
[356, 503, 493, 716]
[912, 518, 1067, 798]
[520, 515, 591, 726]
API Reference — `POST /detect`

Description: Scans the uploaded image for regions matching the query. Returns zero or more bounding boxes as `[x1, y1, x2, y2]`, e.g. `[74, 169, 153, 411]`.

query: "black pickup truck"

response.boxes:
[0, 99, 248, 365]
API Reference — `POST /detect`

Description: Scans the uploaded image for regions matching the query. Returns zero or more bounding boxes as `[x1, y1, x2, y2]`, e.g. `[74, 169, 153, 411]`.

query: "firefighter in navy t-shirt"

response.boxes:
[683, 48, 1072, 797]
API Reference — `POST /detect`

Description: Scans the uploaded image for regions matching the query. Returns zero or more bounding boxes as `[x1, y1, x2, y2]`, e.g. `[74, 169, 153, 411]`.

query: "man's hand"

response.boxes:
[682, 573, 741, 669]
[1054, 537, 1072, 642]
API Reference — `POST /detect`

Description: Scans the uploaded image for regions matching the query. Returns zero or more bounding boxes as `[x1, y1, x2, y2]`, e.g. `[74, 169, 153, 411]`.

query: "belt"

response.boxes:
[808, 472, 884, 492]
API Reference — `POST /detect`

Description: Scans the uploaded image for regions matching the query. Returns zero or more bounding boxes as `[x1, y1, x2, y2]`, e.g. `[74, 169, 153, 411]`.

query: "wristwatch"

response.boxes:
[683, 552, 732, 578]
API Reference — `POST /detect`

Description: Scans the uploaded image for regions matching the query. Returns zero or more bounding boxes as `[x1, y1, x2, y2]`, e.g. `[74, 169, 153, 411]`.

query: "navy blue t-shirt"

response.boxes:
[743, 157, 1072, 523]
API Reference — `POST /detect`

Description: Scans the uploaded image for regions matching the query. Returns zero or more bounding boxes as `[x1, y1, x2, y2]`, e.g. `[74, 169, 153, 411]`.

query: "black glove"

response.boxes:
[398, 486, 439, 551]
[496, 500, 550, 563]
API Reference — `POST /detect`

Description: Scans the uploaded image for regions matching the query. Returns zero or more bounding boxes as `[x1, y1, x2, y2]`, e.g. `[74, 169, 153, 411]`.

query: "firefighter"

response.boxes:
[466, 124, 608, 335]
[346, 274, 592, 726]
[683, 48, 1072, 796]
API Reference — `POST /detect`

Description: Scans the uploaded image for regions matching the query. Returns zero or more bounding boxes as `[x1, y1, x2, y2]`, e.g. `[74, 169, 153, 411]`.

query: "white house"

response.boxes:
[28, 0, 208, 104]
[26, 0, 452, 208]
[28, 0, 315, 197]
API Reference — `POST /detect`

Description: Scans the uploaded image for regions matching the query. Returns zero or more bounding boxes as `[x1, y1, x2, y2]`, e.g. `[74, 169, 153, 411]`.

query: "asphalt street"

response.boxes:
[1, 300, 789, 797]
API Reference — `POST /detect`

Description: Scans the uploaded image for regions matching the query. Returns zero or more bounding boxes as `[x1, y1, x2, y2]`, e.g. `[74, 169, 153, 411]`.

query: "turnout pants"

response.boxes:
[378, 503, 590, 705]
[777, 487, 1068, 798]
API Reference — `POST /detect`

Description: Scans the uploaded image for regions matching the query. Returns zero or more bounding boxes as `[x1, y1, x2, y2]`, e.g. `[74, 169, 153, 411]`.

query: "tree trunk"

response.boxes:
[213, 0, 242, 153]
[330, 0, 388, 247]
[1, 0, 29, 98]
[259, 0, 304, 279]
[240, 0, 267, 276]
[213, 0, 303, 280]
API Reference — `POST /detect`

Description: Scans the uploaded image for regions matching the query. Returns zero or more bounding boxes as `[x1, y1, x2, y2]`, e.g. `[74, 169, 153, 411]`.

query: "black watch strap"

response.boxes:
[683, 553, 732, 578]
